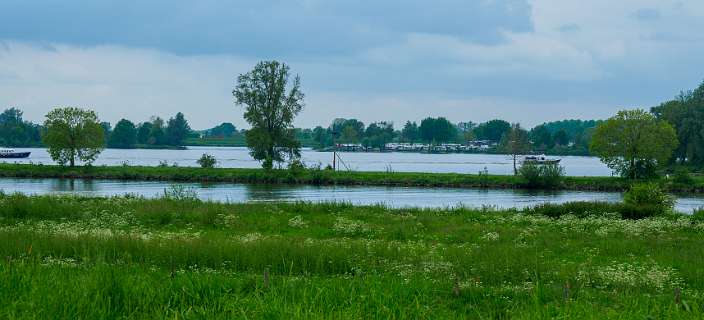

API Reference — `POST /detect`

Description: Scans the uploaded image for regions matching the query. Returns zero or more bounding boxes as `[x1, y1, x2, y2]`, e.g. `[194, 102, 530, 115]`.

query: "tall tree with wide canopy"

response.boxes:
[233, 61, 304, 169]
[591, 109, 678, 179]
[42, 107, 105, 167]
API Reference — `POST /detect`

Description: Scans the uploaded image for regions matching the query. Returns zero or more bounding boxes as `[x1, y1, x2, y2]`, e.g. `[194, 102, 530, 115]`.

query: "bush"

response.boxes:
[692, 208, 704, 223]
[519, 163, 565, 189]
[672, 167, 694, 185]
[197, 153, 217, 168]
[623, 183, 674, 215]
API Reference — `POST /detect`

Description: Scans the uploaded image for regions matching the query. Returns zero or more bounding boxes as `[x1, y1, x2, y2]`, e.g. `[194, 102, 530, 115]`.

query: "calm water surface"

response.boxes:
[6, 147, 613, 176]
[2, 178, 702, 213]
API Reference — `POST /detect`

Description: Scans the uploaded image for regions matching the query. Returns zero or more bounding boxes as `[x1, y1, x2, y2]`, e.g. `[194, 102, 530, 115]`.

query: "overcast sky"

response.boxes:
[1, 0, 703, 129]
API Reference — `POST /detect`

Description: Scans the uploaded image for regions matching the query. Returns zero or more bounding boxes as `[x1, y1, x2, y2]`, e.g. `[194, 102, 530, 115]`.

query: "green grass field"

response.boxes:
[0, 192, 702, 318]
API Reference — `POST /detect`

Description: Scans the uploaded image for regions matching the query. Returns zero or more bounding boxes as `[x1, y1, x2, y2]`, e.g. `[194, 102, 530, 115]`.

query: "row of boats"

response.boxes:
[0, 147, 560, 164]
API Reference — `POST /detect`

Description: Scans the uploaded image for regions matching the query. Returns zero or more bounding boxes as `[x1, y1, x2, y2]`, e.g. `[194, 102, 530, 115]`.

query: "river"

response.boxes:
[5, 147, 613, 176]
[1, 178, 702, 213]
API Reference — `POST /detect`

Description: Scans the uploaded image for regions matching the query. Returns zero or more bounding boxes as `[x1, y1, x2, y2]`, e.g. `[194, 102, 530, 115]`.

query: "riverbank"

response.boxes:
[0, 194, 701, 318]
[0, 163, 702, 193]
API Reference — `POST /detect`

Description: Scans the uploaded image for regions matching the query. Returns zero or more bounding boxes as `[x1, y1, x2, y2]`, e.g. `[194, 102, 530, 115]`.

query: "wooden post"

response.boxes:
[563, 281, 570, 302]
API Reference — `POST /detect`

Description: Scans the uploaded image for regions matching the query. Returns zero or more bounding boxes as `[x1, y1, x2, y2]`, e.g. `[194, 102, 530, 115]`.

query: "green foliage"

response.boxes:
[473, 119, 511, 142]
[196, 153, 217, 168]
[0, 195, 702, 318]
[590, 109, 678, 179]
[206, 122, 237, 137]
[234, 61, 304, 169]
[519, 163, 565, 189]
[672, 167, 694, 185]
[362, 122, 395, 150]
[651, 81, 704, 166]
[524, 201, 622, 218]
[418, 117, 457, 144]
[692, 208, 704, 223]
[108, 119, 137, 148]
[500, 124, 531, 174]
[165, 112, 191, 146]
[42, 107, 105, 167]
[624, 183, 675, 215]
[401, 121, 419, 143]
[0, 108, 42, 147]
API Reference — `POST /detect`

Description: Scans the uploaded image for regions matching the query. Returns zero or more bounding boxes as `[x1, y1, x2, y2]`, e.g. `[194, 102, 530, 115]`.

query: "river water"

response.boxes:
[5, 147, 613, 176]
[1, 178, 702, 213]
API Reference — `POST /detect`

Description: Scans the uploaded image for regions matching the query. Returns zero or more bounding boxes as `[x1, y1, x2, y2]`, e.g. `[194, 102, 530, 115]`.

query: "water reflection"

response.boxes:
[1, 178, 701, 213]
[49, 179, 98, 192]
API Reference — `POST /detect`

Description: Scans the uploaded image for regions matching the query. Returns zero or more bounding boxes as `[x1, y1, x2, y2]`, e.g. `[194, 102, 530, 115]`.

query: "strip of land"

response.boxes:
[0, 194, 701, 318]
[0, 163, 702, 193]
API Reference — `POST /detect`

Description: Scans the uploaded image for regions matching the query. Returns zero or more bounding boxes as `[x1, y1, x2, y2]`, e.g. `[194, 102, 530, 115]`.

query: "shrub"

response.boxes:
[623, 183, 674, 216]
[286, 159, 307, 182]
[519, 163, 565, 189]
[197, 153, 217, 168]
[692, 207, 704, 223]
[672, 167, 694, 185]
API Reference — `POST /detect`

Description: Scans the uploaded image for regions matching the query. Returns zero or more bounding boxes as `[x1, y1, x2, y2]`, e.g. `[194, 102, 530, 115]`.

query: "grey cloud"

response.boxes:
[0, 0, 532, 57]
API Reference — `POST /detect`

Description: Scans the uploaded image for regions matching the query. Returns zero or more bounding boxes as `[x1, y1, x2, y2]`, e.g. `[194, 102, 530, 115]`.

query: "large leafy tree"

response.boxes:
[590, 109, 678, 179]
[500, 123, 531, 174]
[0, 108, 42, 147]
[166, 112, 191, 146]
[474, 119, 511, 142]
[419, 117, 457, 144]
[651, 81, 704, 166]
[233, 61, 304, 169]
[136, 122, 153, 144]
[401, 121, 419, 143]
[363, 122, 395, 150]
[42, 107, 105, 167]
[108, 119, 137, 148]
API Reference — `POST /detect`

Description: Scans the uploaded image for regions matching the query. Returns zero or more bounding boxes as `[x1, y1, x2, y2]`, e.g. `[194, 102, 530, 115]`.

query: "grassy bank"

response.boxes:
[0, 194, 702, 318]
[1, 163, 703, 193]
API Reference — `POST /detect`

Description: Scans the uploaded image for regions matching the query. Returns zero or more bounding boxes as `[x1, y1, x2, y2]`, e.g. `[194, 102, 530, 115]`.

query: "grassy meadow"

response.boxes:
[0, 192, 703, 319]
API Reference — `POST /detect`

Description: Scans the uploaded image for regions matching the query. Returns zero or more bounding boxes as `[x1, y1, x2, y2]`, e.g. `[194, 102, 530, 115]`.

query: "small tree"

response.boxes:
[590, 109, 678, 179]
[197, 153, 217, 168]
[42, 107, 105, 167]
[233, 61, 304, 169]
[500, 123, 531, 174]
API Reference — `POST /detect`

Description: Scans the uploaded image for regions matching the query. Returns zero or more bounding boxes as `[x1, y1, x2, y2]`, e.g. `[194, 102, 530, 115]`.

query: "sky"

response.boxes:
[1, 0, 703, 130]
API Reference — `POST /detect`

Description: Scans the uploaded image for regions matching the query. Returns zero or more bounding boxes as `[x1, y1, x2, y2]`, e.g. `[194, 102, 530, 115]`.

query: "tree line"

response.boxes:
[5, 59, 703, 181]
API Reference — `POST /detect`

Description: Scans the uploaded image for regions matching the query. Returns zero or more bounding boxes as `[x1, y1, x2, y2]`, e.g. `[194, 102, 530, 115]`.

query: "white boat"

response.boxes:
[521, 155, 560, 165]
[0, 148, 31, 159]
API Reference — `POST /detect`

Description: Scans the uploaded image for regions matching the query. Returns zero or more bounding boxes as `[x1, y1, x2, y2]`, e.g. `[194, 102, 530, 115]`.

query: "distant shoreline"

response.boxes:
[0, 163, 701, 193]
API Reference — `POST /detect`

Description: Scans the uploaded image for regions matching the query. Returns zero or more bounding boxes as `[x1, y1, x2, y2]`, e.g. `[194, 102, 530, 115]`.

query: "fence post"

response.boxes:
[264, 268, 270, 290]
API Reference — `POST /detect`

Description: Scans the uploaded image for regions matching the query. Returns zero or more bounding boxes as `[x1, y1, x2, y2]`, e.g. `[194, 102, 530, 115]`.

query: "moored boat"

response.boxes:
[521, 155, 560, 165]
[0, 148, 31, 158]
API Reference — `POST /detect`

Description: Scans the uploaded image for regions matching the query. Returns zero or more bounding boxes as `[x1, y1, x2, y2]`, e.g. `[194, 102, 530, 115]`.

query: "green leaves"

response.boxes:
[42, 107, 105, 167]
[234, 61, 304, 169]
[590, 109, 678, 179]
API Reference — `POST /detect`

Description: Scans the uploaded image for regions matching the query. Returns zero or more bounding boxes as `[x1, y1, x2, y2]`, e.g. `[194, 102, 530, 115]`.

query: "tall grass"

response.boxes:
[0, 194, 703, 318]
